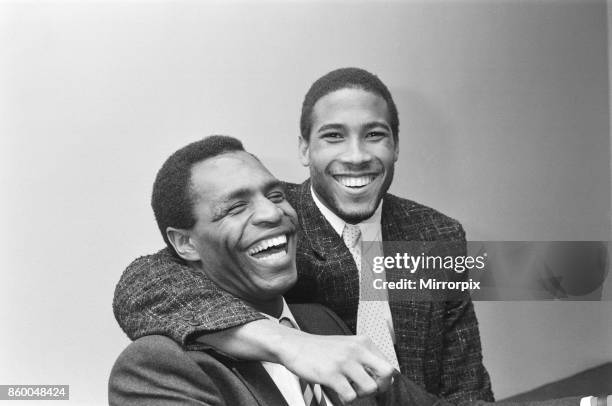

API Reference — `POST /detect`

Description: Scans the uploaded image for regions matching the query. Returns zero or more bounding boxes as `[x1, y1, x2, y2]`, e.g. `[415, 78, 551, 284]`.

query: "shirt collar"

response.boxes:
[310, 186, 383, 240]
[259, 298, 300, 328]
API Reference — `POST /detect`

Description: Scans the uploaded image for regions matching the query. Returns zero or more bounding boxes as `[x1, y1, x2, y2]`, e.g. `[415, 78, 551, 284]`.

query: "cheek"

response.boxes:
[214, 224, 245, 254]
[374, 144, 398, 166]
[280, 204, 298, 224]
[308, 144, 337, 166]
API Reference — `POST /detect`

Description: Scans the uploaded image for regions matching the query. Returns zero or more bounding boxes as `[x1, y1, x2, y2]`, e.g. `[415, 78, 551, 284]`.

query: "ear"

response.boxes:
[166, 227, 201, 262]
[298, 136, 310, 167]
[393, 139, 399, 162]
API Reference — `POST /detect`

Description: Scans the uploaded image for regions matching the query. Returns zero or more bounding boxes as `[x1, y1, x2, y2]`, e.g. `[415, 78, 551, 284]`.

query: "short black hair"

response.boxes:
[300, 67, 399, 143]
[151, 135, 245, 254]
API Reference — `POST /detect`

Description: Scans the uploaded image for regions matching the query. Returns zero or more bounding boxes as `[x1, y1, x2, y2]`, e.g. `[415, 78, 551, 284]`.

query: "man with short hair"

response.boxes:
[109, 136, 585, 406]
[113, 68, 492, 404]
[110, 135, 436, 405]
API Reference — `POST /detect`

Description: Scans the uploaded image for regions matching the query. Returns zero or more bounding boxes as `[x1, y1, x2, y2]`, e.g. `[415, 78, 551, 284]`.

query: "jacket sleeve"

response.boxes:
[108, 336, 226, 406]
[438, 225, 495, 404]
[112, 248, 265, 349]
[439, 298, 494, 404]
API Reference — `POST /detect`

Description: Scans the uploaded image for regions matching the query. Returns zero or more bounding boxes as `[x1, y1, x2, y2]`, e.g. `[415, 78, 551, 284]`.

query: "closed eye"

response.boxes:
[227, 202, 247, 215]
[267, 191, 286, 203]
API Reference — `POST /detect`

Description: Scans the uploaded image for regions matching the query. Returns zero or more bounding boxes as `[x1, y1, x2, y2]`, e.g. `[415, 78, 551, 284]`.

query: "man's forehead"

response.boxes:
[189, 151, 277, 199]
[312, 88, 391, 123]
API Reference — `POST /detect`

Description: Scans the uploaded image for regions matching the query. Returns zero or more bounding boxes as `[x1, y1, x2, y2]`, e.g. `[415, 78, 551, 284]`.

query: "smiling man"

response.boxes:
[113, 68, 493, 404]
[110, 136, 589, 406]
[110, 135, 418, 405]
[163, 150, 298, 313]
[300, 86, 398, 223]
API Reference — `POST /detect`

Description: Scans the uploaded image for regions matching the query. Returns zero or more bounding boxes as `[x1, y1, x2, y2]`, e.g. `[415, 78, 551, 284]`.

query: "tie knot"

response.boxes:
[342, 224, 362, 248]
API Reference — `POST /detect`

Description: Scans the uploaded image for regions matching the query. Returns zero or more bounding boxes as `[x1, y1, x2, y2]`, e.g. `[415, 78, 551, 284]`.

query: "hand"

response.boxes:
[194, 319, 396, 404]
[276, 329, 396, 404]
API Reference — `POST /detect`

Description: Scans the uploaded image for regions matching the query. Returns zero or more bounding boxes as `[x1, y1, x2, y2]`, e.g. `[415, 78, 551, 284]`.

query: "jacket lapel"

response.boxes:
[294, 180, 349, 261]
[230, 361, 290, 406]
[290, 305, 379, 406]
[293, 180, 361, 330]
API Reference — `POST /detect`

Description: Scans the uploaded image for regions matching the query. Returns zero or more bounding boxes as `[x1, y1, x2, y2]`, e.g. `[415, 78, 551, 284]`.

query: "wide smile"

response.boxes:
[332, 174, 380, 192]
[246, 234, 291, 265]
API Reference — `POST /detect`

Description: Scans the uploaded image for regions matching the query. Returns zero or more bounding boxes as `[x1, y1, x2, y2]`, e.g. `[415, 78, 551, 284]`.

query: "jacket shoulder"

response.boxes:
[112, 335, 190, 370]
[383, 194, 465, 240]
[109, 335, 229, 405]
[281, 181, 302, 205]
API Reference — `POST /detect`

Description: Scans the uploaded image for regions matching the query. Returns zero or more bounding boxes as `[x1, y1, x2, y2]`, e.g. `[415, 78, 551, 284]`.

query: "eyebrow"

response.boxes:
[316, 123, 344, 133]
[316, 121, 392, 133]
[364, 121, 392, 132]
[211, 179, 284, 219]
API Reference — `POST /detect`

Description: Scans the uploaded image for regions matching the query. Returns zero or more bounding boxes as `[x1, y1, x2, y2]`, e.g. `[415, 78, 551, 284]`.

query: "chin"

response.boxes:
[262, 270, 298, 295]
[278, 270, 298, 292]
[333, 201, 380, 223]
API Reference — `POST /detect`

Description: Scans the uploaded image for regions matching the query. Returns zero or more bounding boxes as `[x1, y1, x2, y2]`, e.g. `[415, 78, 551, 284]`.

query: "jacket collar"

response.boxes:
[295, 180, 346, 260]
[297, 179, 401, 259]
[290, 304, 375, 406]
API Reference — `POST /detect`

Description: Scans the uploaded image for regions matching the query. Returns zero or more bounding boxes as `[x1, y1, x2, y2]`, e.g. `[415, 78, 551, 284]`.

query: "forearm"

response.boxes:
[194, 318, 301, 363]
[113, 251, 396, 403]
[196, 317, 396, 404]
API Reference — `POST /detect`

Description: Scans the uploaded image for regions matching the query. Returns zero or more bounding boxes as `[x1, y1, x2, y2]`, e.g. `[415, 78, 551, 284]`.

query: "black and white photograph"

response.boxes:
[1, 1, 611, 405]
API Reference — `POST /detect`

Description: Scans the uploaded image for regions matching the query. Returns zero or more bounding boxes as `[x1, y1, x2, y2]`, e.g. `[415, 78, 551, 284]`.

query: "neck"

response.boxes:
[188, 262, 285, 318]
[244, 296, 284, 318]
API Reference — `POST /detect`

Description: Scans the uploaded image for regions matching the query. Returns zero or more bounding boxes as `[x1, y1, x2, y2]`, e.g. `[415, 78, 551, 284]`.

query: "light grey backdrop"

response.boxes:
[1, 1, 610, 404]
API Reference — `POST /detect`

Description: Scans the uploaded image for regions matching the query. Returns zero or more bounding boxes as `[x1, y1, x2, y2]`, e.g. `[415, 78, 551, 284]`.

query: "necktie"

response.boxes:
[280, 317, 328, 406]
[342, 224, 400, 371]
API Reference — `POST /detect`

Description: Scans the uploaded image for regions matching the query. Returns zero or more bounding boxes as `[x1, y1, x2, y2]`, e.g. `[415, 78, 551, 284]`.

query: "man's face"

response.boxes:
[299, 87, 399, 223]
[187, 152, 298, 304]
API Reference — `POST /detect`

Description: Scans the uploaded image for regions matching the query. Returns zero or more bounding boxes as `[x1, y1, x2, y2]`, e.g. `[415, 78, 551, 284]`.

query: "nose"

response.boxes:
[251, 196, 283, 226]
[340, 136, 373, 165]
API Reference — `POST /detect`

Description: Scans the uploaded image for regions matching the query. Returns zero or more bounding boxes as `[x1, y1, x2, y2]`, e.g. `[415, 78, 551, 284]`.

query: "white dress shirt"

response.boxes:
[310, 188, 396, 342]
[260, 299, 334, 406]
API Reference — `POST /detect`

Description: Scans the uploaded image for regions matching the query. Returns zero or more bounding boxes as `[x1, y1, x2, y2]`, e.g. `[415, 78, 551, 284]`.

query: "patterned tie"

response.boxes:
[279, 317, 328, 406]
[342, 224, 400, 371]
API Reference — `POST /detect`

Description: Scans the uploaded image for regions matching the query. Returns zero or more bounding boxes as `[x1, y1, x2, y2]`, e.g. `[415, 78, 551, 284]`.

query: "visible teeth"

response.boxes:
[256, 251, 286, 261]
[247, 234, 287, 256]
[336, 176, 375, 188]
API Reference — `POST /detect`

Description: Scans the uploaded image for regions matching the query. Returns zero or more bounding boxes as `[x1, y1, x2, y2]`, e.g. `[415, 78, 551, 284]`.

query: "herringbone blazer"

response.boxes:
[113, 179, 494, 404]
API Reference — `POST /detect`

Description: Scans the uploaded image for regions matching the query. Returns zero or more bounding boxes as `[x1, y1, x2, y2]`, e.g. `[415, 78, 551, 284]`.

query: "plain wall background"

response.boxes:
[1, 1, 610, 404]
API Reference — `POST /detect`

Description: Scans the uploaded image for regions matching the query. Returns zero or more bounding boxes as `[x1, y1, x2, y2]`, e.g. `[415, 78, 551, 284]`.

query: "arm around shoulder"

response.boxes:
[112, 248, 265, 347]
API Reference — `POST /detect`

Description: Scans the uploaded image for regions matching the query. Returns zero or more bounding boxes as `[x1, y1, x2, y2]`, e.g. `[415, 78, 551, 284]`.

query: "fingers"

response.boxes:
[328, 376, 359, 405]
[344, 363, 379, 398]
[331, 336, 395, 403]
[353, 335, 396, 393]
[324, 369, 377, 405]
[279, 333, 397, 403]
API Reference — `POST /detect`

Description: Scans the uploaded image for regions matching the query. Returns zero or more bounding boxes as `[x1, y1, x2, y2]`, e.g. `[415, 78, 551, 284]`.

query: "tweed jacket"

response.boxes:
[109, 303, 459, 406]
[113, 179, 494, 404]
